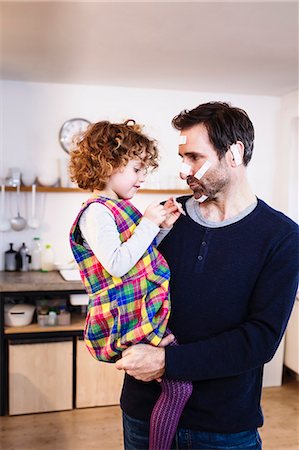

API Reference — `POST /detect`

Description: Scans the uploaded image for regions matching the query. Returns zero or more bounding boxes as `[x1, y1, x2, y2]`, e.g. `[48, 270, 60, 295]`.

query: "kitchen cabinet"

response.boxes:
[9, 339, 73, 415]
[0, 271, 85, 416]
[76, 339, 124, 408]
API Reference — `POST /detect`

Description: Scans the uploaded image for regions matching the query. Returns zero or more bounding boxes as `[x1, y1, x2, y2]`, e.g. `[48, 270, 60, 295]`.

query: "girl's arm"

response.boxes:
[79, 202, 160, 278]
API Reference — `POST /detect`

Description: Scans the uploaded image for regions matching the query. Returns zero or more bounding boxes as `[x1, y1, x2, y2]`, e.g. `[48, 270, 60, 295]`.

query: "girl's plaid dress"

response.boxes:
[69, 196, 171, 362]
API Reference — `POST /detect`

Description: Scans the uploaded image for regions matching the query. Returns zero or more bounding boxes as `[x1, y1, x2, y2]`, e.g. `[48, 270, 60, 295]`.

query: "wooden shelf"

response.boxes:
[5, 186, 85, 193]
[4, 314, 85, 334]
[5, 186, 191, 194]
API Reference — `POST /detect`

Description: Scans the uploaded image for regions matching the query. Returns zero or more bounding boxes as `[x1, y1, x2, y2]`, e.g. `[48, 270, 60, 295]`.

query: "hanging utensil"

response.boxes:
[28, 184, 39, 229]
[0, 185, 10, 232]
[10, 184, 27, 231]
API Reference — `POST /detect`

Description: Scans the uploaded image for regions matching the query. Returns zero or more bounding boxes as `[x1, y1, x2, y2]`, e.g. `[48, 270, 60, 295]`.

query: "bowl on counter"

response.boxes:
[4, 304, 35, 327]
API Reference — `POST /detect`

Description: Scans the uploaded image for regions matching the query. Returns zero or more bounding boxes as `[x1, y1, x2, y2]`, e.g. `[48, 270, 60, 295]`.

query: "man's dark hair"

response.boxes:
[172, 102, 254, 166]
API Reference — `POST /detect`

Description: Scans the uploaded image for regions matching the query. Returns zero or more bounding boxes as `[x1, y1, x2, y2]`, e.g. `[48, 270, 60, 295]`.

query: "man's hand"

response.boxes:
[115, 334, 175, 382]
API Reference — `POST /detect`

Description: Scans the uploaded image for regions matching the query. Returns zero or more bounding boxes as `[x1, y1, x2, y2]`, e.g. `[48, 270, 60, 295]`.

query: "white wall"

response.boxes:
[275, 90, 298, 222]
[0, 80, 283, 269]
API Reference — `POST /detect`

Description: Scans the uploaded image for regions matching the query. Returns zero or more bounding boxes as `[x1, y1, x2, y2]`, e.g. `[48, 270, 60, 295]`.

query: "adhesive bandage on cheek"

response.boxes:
[180, 162, 192, 176]
[194, 160, 211, 180]
[178, 135, 187, 145]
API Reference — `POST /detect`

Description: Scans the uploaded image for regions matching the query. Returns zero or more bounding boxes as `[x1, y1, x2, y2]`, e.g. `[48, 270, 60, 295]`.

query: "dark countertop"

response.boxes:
[0, 271, 85, 293]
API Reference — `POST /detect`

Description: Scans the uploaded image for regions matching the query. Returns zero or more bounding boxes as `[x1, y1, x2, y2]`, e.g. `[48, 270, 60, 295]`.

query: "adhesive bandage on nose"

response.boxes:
[195, 195, 208, 203]
[178, 135, 187, 145]
[180, 162, 192, 176]
[194, 160, 211, 180]
[230, 144, 242, 166]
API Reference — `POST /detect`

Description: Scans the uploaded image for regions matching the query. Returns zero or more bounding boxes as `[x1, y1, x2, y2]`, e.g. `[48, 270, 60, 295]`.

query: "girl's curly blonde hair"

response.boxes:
[69, 120, 159, 191]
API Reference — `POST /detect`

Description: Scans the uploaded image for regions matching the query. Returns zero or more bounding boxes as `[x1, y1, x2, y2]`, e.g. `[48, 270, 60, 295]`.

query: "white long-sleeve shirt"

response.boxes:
[79, 202, 170, 278]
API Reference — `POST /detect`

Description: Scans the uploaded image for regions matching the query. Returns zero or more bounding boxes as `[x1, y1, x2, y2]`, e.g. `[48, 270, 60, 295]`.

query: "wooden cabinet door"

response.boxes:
[9, 340, 73, 415]
[76, 339, 124, 408]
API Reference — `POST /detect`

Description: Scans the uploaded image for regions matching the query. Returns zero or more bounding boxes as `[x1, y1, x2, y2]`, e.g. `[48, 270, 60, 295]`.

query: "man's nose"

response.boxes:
[180, 171, 188, 180]
[179, 162, 192, 180]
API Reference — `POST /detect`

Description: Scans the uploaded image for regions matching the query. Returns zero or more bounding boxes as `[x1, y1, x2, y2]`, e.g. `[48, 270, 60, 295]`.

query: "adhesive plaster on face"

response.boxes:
[178, 135, 187, 145]
[230, 144, 242, 166]
[194, 160, 211, 180]
[195, 195, 208, 203]
[173, 198, 186, 216]
[180, 162, 192, 176]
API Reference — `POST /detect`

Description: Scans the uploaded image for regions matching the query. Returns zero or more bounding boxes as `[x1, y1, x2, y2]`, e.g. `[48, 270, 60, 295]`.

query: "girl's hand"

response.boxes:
[160, 197, 184, 228]
[144, 203, 167, 226]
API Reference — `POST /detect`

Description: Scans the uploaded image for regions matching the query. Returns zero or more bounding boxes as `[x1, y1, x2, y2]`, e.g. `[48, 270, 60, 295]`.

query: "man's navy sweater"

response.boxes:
[120, 198, 299, 433]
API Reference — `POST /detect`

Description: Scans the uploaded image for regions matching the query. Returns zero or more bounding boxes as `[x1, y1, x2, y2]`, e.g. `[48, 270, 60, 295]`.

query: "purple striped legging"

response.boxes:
[149, 331, 193, 450]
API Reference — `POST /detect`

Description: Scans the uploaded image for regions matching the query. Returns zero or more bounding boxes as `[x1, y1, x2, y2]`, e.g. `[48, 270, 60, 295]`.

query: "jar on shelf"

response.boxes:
[57, 306, 71, 326]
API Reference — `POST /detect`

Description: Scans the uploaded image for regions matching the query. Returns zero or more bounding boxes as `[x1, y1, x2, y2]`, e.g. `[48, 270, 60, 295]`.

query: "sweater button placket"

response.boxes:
[195, 230, 211, 272]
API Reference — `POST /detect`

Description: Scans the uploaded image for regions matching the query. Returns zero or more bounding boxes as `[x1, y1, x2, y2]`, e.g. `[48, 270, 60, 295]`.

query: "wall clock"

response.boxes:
[59, 118, 91, 153]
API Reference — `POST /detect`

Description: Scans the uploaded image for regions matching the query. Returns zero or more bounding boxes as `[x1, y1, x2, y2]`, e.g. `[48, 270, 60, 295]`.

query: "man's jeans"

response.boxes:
[123, 412, 262, 450]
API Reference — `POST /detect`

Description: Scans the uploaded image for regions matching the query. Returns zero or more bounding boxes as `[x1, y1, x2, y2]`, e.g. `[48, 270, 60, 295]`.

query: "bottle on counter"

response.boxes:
[31, 237, 42, 271]
[48, 310, 57, 326]
[41, 244, 55, 272]
[17, 242, 31, 272]
[4, 243, 17, 271]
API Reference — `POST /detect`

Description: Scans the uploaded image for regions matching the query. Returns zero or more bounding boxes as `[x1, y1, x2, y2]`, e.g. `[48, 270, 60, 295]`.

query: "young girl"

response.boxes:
[69, 119, 192, 450]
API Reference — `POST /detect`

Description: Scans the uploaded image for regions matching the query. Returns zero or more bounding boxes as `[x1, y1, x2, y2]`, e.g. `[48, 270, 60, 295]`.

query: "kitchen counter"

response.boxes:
[0, 271, 84, 293]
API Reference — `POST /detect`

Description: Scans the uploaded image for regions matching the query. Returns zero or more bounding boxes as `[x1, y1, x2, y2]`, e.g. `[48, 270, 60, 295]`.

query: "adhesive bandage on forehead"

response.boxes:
[194, 160, 211, 180]
[178, 135, 187, 145]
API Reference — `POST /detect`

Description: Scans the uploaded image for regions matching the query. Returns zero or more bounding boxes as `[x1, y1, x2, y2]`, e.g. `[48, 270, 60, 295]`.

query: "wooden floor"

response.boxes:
[0, 374, 298, 450]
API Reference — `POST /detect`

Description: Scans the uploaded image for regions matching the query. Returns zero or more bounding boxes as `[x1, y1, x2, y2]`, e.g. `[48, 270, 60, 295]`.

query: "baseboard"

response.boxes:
[283, 365, 299, 381]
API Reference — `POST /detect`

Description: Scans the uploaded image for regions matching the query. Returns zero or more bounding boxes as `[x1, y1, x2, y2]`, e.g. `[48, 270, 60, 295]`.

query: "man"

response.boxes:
[116, 102, 299, 450]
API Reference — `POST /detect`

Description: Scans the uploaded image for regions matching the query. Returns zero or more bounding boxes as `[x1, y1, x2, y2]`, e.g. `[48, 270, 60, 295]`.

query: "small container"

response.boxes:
[48, 310, 57, 326]
[37, 313, 49, 327]
[57, 307, 71, 326]
[4, 304, 35, 327]
[69, 293, 89, 306]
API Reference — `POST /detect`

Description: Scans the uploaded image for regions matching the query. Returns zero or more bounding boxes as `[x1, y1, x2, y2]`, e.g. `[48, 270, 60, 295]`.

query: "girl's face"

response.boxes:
[107, 158, 147, 199]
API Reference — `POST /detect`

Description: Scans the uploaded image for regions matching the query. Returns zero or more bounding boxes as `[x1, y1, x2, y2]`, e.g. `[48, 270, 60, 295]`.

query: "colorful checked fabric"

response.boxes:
[69, 196, 171, 362]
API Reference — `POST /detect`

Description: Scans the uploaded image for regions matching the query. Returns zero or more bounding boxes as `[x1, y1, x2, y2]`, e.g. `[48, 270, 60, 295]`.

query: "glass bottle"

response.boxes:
[31, 237, 42, 271]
